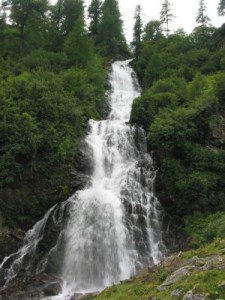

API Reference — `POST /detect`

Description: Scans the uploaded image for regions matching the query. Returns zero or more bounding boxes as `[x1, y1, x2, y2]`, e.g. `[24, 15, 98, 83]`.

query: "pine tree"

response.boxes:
[160, 0, 174, 37]
[218, 0, 225, 16]
[49, 0, 84, 51]
[88, 0, 102, 38]
[8, 0, 49, 51]
[132, 5, 143, 60]
[196, 0, 211, 26]
[62, 0, 84, 36]
[64, 17, 93, 67]
[98, 0, 128, 56]
[48, 0, 64, 51]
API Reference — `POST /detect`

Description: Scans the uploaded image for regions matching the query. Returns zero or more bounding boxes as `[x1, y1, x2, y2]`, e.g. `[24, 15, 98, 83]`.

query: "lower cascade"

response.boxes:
[0, 60, 166, 299]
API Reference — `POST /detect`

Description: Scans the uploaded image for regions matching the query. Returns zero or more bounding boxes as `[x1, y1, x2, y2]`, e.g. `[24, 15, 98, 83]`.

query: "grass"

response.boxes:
[93, 239, 225, 300]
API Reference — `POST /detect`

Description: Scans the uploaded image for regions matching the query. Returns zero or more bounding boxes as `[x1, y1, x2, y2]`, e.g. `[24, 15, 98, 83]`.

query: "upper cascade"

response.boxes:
[0, 60, 166, 299]
[108, 60, 140, 121]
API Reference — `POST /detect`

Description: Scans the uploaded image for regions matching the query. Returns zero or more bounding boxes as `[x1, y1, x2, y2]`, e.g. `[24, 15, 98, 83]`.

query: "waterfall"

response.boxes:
[0, 60, 166, 299]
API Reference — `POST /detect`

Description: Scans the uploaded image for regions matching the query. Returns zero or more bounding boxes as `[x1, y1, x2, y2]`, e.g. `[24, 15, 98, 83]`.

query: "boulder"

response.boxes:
[183, 291, 211, 300]
[157, 266, 193, 291]
[161, 254, 182, 268]
[43, 281, 62, 297]
[188, 255, 224, 271]
[10, 229, 25, 241]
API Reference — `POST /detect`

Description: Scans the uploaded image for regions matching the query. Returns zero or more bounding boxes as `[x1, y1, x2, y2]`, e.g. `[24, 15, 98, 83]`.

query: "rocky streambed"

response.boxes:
[1, 240, 225, 299]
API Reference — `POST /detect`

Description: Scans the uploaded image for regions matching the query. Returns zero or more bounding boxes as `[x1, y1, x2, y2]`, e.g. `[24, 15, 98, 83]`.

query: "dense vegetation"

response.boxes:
[0, 0, 128, 227]
[131, 3, 225, 218]
[93, 210, 225, 299]
[94, 239, 225, 300]
[0, 0, 225, 255]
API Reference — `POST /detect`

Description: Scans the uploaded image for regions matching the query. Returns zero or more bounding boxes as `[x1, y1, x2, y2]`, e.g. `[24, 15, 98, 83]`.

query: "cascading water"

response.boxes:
[0, 60, 166, 299]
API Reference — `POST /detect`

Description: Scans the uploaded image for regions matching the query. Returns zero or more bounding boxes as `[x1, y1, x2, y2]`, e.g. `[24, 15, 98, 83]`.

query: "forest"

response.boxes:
[131, 0, 225, 223]
[0, 0, 225, 256]
[1, 0, 225, 299]
[0, 0, 129, 227]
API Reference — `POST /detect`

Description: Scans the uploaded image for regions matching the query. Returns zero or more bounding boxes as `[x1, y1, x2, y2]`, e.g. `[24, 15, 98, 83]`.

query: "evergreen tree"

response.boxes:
[49, 0, 84, 51]
[48, 0, 64, 50]
[88, 0, 102, 38]
[132, 5, 143, 60]
[98, 0, 128, 56]
[64, 17, 93, 67]
[50, 0, 64, 35]
[0, 0, 3, 18]
[160, 0, 174, 37]
[218, 0, 225, 16]
[7, 0, 49, 51]
[196, 0, 211, 26]
[62, 0, 84, 36]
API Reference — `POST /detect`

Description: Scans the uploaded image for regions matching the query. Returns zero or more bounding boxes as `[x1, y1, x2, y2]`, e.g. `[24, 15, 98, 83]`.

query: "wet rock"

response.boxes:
[10, 229, 25, 241]
[158, 266, 193, 291]
[71, 291, 99, 299]
[171, 288, 184, 298]
[43, 281, 62, 296]
[0, 269, 5, 287]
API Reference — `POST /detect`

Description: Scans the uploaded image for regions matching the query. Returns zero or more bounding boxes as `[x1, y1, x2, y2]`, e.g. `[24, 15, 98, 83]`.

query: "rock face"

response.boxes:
[0, 273, 63, 300]
[43, 281, 62, 296]
[10, 228, 25, 241]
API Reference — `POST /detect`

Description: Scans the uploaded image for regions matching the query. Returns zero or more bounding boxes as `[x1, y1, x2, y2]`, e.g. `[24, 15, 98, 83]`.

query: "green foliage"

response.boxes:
[160, 0, 175, 36]
[196, 0, 211, 27]
[88, 0, 102, 37]
[131, 22, 225, 216]
[130, 78, 186, 129]
[64, 18, 94, 67]
[97, 0, 128, 57]
[95, 239, 225, 300]
[61, 0, 84, 36]
[218, 0, 225, 16]
[143, 20, 163, 41]
[185, 213, 225, 248]
[7, 0, 49, 54]
[132, 5, 143, 60]
[0, 0, 116, 227]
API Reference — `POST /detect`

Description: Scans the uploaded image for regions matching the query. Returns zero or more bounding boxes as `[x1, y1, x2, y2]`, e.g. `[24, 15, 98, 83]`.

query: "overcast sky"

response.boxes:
[115, 0, 223, 41]
[74, 0, 224, 42]
[1, 0, 223, 42]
